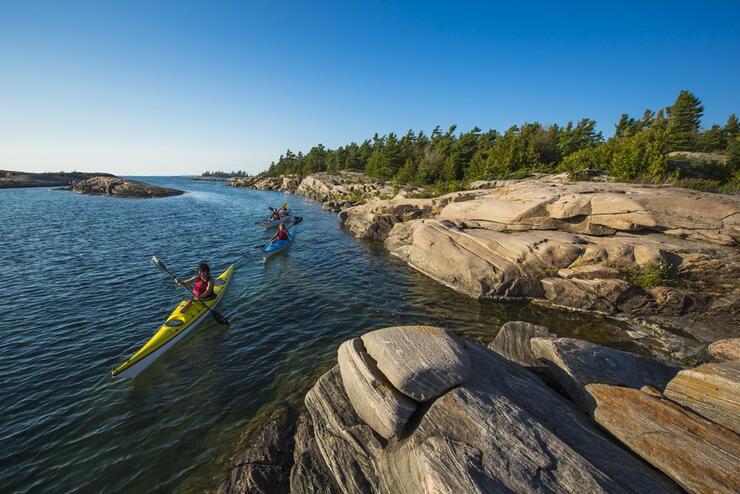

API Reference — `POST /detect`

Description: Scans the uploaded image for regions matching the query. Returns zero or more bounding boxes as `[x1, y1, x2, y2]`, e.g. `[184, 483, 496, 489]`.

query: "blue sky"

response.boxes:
[1, 1, 738, 175]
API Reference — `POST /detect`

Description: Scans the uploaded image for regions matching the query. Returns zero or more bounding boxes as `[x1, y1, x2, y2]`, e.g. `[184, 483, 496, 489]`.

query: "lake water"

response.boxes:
[0, 177, 644, 493]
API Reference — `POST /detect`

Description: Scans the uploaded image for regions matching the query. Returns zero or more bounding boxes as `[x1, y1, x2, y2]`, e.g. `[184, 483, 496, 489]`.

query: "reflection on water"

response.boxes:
[0, 177, 644, 493]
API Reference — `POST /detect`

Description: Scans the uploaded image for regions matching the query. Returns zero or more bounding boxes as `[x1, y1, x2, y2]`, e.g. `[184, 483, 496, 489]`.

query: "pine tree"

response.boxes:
[666, 90, 704, 151]
[615, 114, 633, 138]
[698, 124, 726, 152]
[724, 114, 739, 140]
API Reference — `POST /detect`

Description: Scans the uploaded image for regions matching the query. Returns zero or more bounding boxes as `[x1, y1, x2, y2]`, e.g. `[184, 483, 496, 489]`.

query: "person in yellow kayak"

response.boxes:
[279, 202, 291, 217]
[176, 262, 215, 301]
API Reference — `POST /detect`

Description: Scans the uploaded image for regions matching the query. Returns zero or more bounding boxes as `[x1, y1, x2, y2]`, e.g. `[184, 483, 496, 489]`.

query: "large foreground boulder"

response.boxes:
[587, 384, 740, 494]
[71, 176, 183, 198]
[293, 327, 678, 493]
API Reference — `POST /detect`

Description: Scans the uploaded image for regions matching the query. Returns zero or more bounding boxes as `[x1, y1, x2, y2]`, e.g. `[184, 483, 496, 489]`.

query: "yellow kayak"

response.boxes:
[112, 264, 235, 379]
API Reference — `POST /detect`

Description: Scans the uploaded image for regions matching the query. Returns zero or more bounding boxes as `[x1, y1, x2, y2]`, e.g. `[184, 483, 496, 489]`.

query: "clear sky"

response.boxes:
[1, 1, 738, 176]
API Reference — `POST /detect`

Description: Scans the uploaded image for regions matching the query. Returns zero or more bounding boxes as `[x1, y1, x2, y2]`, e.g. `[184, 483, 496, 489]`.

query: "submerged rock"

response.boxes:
[587, 383, 740, 494]
[664, 361, 740, 434]
[218, 406, 295, 494]
[71, 176, 183, 198]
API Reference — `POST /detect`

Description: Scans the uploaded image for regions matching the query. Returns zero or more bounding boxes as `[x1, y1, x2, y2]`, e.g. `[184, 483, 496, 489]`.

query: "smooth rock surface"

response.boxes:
[664, 361, 740, 434]
[360, 326, 471, 401]
[706, 338, 740, 363]
[587, 383, 740, 494]
[488, 320, 555, 367]
[338, 174, 740, 350]
[337, 338, 417, 439]
[293, 338, 678, 493]
[531, 337, 681, 414]
[71, 176, 183, 198]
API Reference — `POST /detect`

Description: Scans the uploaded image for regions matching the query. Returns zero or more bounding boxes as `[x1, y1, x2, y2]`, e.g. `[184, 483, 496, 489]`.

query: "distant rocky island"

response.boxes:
[71, 175, 183, 198]
[0, 170, 183, 198]
[0, 170, 113, 188]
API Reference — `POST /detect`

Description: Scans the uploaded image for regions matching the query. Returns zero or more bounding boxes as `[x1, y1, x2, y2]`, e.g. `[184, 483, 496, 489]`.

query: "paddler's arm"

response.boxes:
[176, 276, 196, 287]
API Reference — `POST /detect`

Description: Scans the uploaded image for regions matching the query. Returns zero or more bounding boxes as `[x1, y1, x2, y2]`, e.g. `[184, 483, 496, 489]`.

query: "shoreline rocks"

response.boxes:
[220, 323, 740, 492]
[231, 171, 739, 358]
[337, 175, 739, 354]
[71, 176, 183, 198]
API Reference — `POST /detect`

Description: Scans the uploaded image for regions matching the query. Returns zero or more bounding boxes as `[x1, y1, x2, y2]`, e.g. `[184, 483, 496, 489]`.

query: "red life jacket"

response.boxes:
[275, 230, 289, 241]
[194, 278, 211, 297]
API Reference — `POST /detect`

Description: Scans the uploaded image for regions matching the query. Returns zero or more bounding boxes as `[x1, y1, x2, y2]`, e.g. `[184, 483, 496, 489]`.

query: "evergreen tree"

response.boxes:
[724, 114, 739, 140]
[698, 124, 726, 152]
[667, 90, 704, 151]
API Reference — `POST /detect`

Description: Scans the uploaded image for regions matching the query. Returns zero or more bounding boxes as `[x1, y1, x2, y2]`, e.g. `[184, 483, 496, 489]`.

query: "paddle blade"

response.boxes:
[293, 216, 303, 225]
[211, 310, 229, 325]
[150, 256, 167, 272]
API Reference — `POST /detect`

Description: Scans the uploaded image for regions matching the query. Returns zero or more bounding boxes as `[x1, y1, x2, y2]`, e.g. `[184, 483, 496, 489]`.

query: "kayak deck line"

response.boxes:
[111, 264, 235, 379]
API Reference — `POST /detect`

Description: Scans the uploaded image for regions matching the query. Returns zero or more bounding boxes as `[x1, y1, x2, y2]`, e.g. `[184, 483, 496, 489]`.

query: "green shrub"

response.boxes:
[558, 144, 612, 179]
[630, 262, 676, 288]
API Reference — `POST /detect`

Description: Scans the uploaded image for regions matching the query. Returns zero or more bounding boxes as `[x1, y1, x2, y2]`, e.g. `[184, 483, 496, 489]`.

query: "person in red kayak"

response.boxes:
[271, 222, 290, 242]
[176, 262, 215, 300]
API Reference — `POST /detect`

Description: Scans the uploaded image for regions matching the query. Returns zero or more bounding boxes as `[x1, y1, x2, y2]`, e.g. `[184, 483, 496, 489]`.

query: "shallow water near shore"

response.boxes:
[1, 177, 644, 493]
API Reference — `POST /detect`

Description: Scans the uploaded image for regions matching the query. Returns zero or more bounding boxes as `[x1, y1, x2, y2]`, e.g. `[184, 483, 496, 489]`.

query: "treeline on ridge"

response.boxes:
[264, 90, 739, 193]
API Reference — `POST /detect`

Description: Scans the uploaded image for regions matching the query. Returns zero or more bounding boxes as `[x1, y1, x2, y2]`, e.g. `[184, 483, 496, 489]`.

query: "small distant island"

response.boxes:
[0, 170, 183, 198]
[192, 170, 251, 182]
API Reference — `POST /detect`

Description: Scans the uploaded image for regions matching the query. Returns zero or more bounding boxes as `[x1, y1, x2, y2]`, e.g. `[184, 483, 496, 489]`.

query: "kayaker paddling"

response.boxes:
[268, 207, 282, 221]
[271, 222, 290, 242]
[279, 202, 291, 217]
[176, 262, 215, 305]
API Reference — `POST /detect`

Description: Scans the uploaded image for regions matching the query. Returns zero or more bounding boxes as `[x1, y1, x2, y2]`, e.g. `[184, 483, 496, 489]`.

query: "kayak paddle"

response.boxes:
[150, 256, 229, 325]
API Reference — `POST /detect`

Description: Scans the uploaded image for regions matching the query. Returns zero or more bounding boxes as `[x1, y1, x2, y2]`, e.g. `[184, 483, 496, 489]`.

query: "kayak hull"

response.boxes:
[263, 234, 295, 257]
[112, 264, 234, 379]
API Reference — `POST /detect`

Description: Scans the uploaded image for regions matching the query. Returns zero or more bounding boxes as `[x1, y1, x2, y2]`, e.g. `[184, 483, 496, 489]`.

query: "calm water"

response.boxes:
[0, 178, 646, 493]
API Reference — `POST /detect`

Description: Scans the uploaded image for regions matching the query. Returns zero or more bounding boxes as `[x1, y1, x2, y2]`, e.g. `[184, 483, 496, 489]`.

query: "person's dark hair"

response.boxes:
[198, 262, 210, 278]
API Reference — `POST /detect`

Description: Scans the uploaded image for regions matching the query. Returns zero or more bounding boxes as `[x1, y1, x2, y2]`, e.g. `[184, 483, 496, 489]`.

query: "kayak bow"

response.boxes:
[111, 263, 235, 379]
